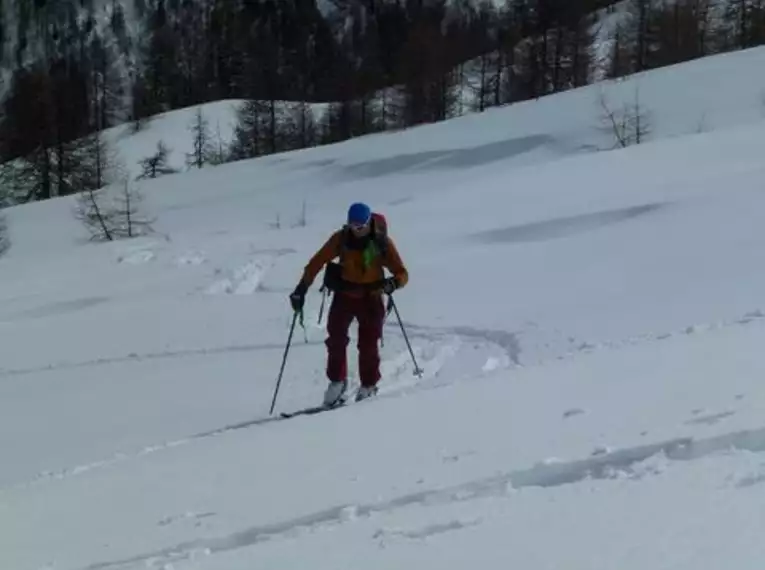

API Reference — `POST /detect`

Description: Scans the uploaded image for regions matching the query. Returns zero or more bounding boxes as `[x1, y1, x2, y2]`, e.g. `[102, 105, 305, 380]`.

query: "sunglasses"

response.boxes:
[349, 221, 369, 231]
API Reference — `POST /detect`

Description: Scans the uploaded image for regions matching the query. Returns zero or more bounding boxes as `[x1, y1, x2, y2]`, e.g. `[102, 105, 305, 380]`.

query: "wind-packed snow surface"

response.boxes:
[4, 47, 765, 570]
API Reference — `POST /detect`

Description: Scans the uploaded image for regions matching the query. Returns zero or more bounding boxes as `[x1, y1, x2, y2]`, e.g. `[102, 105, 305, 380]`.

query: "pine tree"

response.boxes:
[89, 34, 126, 130]
[0, 212, 9, 257]
[186, 107, 214, 169]
[284, 102, 317, 150]
[719, 0, 765, 50]
[0, 68, 56, 202]
[176, 0, 210, 106]
[144, 0, 179, 112]
[397, 7, 460, 127]
[48, 58, 92, 197]
[467, 1, 501, 112]
[72, 128, 121, 192]
[208, 0, 244, 99]
[650, 0, 711, 66]
[229, 99, 280, 160]
[129, 70, 162, 132]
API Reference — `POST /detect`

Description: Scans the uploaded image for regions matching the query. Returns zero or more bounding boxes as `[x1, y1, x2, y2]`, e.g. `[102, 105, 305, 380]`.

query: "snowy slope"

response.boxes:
[101, 99, 325, 181]
[3, 47, 765, 570]
[104, 100, 242, 179]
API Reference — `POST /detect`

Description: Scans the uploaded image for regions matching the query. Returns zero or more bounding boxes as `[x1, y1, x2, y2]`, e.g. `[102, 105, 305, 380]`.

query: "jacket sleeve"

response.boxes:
[384, 237, 409, 289]
[300, 231, 342, 288]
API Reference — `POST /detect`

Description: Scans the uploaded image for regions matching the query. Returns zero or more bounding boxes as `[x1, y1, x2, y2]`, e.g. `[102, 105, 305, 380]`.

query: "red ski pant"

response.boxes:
[326, 292, 385, 387]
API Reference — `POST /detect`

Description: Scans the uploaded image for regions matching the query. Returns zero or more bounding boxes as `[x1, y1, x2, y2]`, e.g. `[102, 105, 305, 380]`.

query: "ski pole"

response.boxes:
[317, 288, 327, 325]
[270, 310, 298, 414]
[381, 294, 394, 348]
[389, 296, 423, 377]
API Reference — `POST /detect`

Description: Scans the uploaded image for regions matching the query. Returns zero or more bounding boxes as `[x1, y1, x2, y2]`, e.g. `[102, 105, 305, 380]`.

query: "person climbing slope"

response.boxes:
[289, 202, 409, 406]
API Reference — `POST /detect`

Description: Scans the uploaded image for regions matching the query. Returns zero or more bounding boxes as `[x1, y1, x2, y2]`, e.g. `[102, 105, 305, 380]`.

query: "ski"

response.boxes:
[279, 400, 347, 419]
[277, 386, 381, 419]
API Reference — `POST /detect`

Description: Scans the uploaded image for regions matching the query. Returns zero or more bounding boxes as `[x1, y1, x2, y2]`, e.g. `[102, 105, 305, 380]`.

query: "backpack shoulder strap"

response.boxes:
[337, 225, 350, 264]
[371, 213, 388, 256]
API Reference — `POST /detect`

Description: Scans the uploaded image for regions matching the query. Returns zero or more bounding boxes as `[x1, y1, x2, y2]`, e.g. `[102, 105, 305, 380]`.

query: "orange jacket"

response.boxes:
[300, 229, 409, 295]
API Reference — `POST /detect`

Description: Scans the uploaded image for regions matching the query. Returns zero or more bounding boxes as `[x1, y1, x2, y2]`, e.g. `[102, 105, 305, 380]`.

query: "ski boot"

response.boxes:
[323, 380, 347, 407]
[355, 385, 378, 402]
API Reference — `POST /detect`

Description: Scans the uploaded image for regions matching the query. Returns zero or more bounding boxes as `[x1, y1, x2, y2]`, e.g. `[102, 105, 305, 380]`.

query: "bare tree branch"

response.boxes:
[73, 179, 155, 242]
[597, 84, 652, 149]
[74, 188, 116, 241]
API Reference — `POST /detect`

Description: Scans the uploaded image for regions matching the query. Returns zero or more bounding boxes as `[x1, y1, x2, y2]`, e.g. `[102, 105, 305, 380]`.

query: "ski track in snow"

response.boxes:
[400, 306, 765, 374]
[82, 424, 765, 570]
[201, 248, 296, 295]
[0, 328, 466, 381]
[3, 307, 765, 494]
[552, 309, 765, 363]
[115, 249, 156, 265]
[205, 255, 276, 295]
[0, 340, 326, 379]
[174, 250, 207, 266]
[3, 301, 761, 381]
[401, 322, 522, 366]
[0, 332, 468, 494]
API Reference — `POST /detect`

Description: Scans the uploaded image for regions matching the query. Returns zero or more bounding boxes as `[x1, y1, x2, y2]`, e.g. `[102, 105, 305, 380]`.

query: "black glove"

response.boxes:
[290, 281, 308, 311]
[382, 277, 398, 295]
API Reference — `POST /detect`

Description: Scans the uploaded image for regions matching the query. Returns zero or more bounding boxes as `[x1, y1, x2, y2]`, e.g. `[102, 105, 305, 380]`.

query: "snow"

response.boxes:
[4, 46, 765, 570]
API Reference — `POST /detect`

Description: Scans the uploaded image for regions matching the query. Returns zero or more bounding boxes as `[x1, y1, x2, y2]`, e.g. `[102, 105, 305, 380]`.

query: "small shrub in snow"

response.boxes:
[75, 187, 119, 241]
[696, 112, 708, 134]
[74, 179, 156, 242]
[111, 180, 155, 238]
[597, 84, 652, 149]
[294, 199, 308, 228]
[137, 141, 178, 180]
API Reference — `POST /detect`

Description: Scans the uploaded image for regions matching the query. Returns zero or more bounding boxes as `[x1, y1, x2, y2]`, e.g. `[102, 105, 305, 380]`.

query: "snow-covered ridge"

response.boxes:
[98, 45, 765, 192]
